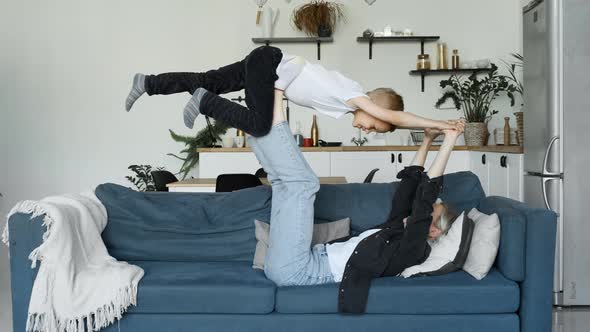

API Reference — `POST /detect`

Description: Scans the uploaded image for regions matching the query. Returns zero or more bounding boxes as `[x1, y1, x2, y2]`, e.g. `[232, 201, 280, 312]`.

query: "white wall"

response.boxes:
[0, 1, 524, 331]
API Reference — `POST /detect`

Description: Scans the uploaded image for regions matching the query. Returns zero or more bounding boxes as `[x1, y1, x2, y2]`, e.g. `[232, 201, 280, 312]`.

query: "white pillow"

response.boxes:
[462, 208, 501, 280]
[401, 212, 474, 278]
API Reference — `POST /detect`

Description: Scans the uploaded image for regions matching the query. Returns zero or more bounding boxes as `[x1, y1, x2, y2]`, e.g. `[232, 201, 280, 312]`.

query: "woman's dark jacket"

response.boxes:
[326, 166, 443, 314]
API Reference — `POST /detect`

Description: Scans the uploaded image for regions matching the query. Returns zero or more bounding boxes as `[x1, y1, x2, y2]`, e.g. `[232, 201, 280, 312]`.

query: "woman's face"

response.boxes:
[429, 203, 445, 240]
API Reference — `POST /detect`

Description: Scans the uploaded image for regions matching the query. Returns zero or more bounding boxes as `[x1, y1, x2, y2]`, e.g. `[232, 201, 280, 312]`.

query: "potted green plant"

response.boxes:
[126, 165, 164, 192]
[292, 1, 344, 37]
[502, 53, 524, 146]
[435, 64, 517, 146]
[168, 119, 230, 179]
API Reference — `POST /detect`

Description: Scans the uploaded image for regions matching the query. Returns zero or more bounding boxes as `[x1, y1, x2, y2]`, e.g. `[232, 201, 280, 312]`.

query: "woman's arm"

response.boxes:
[410, 128, 442, 167]
[350, 96, 456, 130]
[427, 123, 465, 178]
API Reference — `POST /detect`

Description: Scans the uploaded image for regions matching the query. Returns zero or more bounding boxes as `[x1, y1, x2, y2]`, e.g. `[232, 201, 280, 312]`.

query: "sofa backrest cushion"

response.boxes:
[315, 171, 485, 235]
[478, 197, 527, 282]
[97, 172, 484, 262]
[97, 183, 272, 262]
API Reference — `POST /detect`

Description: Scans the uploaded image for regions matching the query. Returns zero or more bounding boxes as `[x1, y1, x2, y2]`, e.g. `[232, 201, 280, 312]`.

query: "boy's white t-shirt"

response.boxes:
[279, 55, 367, 119]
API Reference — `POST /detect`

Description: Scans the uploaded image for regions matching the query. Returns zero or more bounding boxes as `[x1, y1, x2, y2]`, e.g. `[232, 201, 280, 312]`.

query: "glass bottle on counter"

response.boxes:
[311, 115, 319, 147]
[436, 42, 448, 70]
[293, 121, 304, 147]
[452, 49, 460, 70]
[503, 117, 511, 146]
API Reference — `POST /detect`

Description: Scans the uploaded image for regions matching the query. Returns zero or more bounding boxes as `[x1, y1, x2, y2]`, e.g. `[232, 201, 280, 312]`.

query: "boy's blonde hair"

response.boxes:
[367, 88, 405, 111]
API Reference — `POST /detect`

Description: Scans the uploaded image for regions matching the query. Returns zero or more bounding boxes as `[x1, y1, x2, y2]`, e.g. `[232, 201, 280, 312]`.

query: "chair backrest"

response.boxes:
[363, 168, 380, 183]
[216, 174, 263, 192]
[151, 171, 179, 192]
[254, 168, 268, 178]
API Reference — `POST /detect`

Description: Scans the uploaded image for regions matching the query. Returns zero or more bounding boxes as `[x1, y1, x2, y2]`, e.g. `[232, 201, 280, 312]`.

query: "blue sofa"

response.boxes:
[8, 172, 556, 332]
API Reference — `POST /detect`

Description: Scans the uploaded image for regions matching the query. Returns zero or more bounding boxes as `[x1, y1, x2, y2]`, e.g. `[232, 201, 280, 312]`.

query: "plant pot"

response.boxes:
[464, 122, 488, 146]
[514, 111, 524, 146]
[317, 24, 332, 37]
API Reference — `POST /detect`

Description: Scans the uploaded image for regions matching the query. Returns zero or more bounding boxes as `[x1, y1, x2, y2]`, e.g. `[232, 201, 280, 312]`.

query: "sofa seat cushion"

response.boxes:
[275, 269, 519, 314]
[127, 261, 276, 314]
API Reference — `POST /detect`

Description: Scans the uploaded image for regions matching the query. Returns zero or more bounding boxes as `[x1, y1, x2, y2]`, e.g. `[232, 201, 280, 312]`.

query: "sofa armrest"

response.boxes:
[479, 196, 557, 332]
[7, 213, 45, 332]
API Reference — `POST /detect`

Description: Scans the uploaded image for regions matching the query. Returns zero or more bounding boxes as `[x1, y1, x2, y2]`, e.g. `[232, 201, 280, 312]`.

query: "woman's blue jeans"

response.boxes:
[248, 122, 335, 286]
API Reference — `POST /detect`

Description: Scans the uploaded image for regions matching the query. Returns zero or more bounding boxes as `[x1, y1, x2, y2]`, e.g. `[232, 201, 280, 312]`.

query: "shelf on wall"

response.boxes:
[356, 36, 440, 59]
[252, 37, 333, 60]
[409, 68, 492, 92]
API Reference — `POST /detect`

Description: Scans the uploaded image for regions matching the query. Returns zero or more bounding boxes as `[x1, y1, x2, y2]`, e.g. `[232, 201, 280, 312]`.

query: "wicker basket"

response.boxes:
[514, 111, 524, 146]
[410, 131, 445, 145]
[464, 122, 488, 146]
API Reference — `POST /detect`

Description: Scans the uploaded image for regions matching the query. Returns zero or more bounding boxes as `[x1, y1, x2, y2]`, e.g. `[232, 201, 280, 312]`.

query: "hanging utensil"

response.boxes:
[254, 0, 269, 25]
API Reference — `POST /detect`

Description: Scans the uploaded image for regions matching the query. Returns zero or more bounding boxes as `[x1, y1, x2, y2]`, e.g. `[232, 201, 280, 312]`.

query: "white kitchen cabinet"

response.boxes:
[199, 151, 331, 178]
[302, 152, 331, 177]
[470, 152, 490, 196]
[330, 152, 397, 184]
[199, 153, 261, 178]
[488, 154, 510, 197]
[471, 152, 523, 201]
[396, 151, 469, 175]
[506, 154, 524, 201]
[198, 150, 523, 201]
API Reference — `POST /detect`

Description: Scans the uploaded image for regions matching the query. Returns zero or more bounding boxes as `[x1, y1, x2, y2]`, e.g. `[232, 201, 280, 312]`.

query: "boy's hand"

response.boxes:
[424, 128, 443, 140]
[443, 121, 464, 138]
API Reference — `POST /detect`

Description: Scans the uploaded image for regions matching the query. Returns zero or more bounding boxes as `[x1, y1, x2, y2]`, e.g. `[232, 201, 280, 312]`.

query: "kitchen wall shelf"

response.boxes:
[356, 36, 440, 60]
[252, 37, 333, 60]
[410, 68, 492, 92]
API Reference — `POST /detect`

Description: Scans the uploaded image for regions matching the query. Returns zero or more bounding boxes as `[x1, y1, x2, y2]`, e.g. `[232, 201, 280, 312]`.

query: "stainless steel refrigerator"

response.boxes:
[523, 0, 590, 306]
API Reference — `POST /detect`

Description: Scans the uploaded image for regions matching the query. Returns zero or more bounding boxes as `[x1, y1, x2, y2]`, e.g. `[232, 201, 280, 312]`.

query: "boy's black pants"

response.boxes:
[144, 46, 283, 137]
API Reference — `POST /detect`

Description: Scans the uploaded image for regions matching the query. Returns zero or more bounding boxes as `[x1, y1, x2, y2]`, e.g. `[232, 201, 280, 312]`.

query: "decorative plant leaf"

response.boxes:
[126, 165, 164, 191]
[169, 118, 231, 179]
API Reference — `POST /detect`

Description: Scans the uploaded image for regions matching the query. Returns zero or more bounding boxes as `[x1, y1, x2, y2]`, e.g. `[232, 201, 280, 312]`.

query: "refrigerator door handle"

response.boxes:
[542, 136, 560, 176]
[542, 177, 560, 213]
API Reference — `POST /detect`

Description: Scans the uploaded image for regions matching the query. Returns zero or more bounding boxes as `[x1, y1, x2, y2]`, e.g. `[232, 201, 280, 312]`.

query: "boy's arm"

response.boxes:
[349, 96, 456, 130]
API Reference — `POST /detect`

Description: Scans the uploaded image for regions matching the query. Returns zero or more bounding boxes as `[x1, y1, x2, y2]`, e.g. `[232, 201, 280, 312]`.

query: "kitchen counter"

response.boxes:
[197, 145, 524, 154]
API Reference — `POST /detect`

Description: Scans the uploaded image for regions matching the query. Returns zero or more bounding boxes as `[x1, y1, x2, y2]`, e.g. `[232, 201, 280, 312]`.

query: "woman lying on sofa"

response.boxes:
[253, 91, 464, 314]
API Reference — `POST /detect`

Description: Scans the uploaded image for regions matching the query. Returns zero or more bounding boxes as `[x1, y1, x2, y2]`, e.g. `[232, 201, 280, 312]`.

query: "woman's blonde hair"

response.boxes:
[437, 202, 459, 236]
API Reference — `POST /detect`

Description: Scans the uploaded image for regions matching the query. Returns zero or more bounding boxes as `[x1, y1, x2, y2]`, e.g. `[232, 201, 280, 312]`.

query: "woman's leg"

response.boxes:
[182, 46, 283, 134]
[247, 92, 334, 286]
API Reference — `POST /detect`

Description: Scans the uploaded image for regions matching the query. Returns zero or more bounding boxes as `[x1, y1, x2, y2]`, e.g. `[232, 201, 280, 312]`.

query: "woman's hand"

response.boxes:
[424, 128, 443, 140]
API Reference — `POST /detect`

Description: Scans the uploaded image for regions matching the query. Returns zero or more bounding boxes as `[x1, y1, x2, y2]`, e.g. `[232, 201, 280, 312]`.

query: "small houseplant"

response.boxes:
[292, 1, 344, 37]
[502, 53, 524, 146]
[126, 165, 164, 192]
[168, 118, 230, 179]
[436, 64, 517, 146]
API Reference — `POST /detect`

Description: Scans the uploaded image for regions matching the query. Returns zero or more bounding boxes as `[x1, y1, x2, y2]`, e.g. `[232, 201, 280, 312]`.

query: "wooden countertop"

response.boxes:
[167, 176, 348, 187]
[197, 145, 524, 154]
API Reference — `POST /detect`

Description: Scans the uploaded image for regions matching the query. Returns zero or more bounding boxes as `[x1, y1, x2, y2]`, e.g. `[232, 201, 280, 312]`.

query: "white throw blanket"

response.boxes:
[2, 191, 144, 332]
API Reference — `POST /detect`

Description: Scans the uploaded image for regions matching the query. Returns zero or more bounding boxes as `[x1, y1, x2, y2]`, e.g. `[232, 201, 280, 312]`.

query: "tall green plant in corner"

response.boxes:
[502, 53, 524, 105]
[168, 118, 230, 179]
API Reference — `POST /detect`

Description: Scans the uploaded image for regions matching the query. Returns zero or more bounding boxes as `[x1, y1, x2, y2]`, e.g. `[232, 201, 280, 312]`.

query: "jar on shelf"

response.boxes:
[417, 54, 431, 70]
